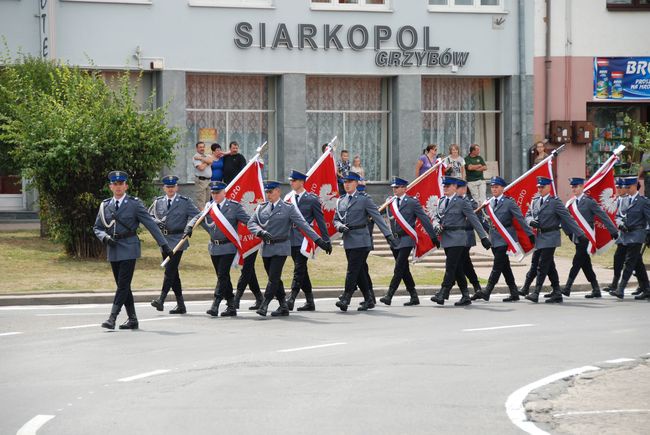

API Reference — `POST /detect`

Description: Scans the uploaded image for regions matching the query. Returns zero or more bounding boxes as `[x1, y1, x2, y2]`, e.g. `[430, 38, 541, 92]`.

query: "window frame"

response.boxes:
[606, 0, 650, 11]
[188, 0, 274, 8]
[427, 0, 505, 14]
[310, 0, 392, 13]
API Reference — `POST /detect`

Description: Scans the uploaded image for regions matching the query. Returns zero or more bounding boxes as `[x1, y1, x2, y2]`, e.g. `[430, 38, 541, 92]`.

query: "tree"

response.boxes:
[0, 56, 178, 258]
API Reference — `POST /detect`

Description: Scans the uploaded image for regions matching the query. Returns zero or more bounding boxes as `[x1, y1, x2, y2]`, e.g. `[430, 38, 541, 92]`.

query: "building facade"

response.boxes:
[0, 0, 534, 210]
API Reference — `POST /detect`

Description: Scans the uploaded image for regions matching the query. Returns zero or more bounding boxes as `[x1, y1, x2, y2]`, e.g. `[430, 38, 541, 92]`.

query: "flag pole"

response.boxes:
[378, 159, 445, 213]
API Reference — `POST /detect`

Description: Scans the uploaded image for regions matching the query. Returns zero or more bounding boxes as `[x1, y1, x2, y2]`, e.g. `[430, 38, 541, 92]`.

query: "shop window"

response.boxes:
[422, 77, 499, 163]
[428, 0, 503, 13]
[189, 0, 273, 7]
[186, 74, 275, 176]
[311, 0, 391, 12]
[607, 0, 650, 11]
[306, 77, 389, 181]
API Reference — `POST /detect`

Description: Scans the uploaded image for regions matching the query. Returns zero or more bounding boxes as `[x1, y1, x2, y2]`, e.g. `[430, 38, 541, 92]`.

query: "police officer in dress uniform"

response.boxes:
[524, 176, 585, 303]
[472, 176, 535, 303]
[357, 184, 376, 305]
[148, 175, 201, 314]
[93, 171, 173, 330]
[334, 172, 395, 312]
[286, 170, 331, 312]
[430, 177, 491, 306]
[456, 179, 484, 297]
[609, 176, 650, 300]
[380, 176, 437, 306]
[186, 181, 251, 317]
[561, 177, 619, 298]
[248, 181, 332, 317]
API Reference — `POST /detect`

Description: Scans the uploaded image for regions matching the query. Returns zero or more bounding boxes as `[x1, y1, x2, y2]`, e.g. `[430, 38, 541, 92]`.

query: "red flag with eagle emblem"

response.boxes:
[582, 153, 619, 254]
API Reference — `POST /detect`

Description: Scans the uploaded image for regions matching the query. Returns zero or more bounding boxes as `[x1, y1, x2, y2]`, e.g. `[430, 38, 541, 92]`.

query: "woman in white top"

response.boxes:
[350, 155, 366, 185]
[443, 144, 465, 179]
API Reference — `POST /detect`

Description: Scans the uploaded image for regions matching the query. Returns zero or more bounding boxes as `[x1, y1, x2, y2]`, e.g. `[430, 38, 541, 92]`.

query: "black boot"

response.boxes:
[443, 287, 451, 300]
[471, 282, 494, 302]
[256, 296, 272, 317]
[561, 277, 575, 297]
[234, 288, 244, 309]
[169, 293, 187, 314]
[119, 304, 139, 329]
[609, 280, 626, 299]
[526, 285, 541, 303]
[454, 288, 472, 306]
[430, 288, 447, 306]
[271, 295, 290, 317]
[297, 290, 316, 311]
[206, 297, 222, 317]
[471, 282, 482, 299]
[221, 298, 237, 317]
[249, 286, 263, 310]
[519, 275, 534, 296]
[404, 288, 420, 306]
[380, 287, 396, 306]
[503, 285, 520, 302]
[585, 281, 602, 299]
[336, 291, 351, 312]
[634, 284, 650, 300]
[287, 288, 299, 311]
[101, 304, 120, 330]
[545, 285, 563, 304]
[602, 277, 619, 294]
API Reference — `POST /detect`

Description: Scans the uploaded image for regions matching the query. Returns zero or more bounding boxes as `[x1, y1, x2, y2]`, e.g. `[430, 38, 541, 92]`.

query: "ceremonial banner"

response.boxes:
[582, 152, 620, 254]
[208, 202, 244, 267]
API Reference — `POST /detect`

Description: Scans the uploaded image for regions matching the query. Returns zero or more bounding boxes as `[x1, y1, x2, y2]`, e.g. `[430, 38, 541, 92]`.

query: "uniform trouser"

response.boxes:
[489, 245, 517, 287]
[344, 248, 371, 301]
[441, 246, 467, 289]
[462, 246, 480, 287]
[611, 244, 627, 286]
[525, 249, 559, 285]
[210, 254, 236, 301]
[389, 247, 415, 291]
[262, 255, 288, 300]
[160, 250, 183, 299]
[237, 251, 261, 295]
[567, 238, 597, 283]
[290, 246, 313, 297]
[110, 259, 137, 310]
[620, 243, 649, 288]
[534, 248, 559, 287]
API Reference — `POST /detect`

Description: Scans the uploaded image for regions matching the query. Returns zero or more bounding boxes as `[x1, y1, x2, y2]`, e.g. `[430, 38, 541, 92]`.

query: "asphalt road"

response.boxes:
[1, 294, 649, 435]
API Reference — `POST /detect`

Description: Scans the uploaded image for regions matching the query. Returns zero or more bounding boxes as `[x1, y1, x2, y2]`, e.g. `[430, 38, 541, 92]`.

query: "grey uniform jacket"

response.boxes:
[570, 194, 618, 243]
[614, 196, 627, 245]
[619, 193, 650, 245]
[148, 195, 200, 251]
[188, 199, 251, 256]
[487, 195, 533, 248]
[248, 200, 321, 257]
[525, 195, 582, 249]
[386, 194, 437, 250]
[437, 194, 487, 248]
[289, 192, 330, 247]
[93, 196, 168, 262]
[462, 195, 479, 247]
[334, 192, 392, 250]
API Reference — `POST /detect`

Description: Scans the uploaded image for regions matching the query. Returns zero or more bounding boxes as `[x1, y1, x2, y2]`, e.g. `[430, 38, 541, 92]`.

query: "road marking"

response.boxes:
[36, 313, 106, 317]
[603, 358, 635, 364]
[0, 332, 23, 337]
[505, 365, 600, 435]
[117, 369, 170, 382]
[16, 414, 55, 435]
[553, 409, 650, 417]
[58, 317, 177, 330]
[463, 324, 534, 332]
[277, 342, 347, 353]
[0, 304, 101, 311]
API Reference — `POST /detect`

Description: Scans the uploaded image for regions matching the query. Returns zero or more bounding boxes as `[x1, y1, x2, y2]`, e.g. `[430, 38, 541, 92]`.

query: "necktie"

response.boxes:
[271, 203, 275, 212]
[115, 200, 120, 211]
[167, 199, 172, 210]
[493, 198, 497, 209]
[443, 197, 449, 210]
[217, 203, 221, 211]
[295, 194, 300, 204]
[397, 197, 401, 208]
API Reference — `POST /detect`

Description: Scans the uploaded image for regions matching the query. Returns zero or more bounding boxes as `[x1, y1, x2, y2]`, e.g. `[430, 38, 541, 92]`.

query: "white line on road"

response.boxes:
[505, 365, 600, 435]
[463, 324, 534, 332]
[58, 317, 178, 330]
[277, 342, 347, 353]
[117, 369, 170, 382]
[36, 313, 106, 317]
[553, 409, 650, 417]
[603, 358, 635, 364]
[0, 332, 23, 337]
[16, 414, 55, 435]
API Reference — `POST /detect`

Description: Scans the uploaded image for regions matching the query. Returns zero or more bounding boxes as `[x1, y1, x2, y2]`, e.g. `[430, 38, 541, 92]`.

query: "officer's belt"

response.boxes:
[539, 226, 560, 233]
[162, 229, 184, 236]
[464, 226, 473, 231]
[443, 226, 466, 231]
[211, 239, 231, 245]
[113, 230, 137, 240]
[264, 237, 288, 245]
[347, 224, 367, 230]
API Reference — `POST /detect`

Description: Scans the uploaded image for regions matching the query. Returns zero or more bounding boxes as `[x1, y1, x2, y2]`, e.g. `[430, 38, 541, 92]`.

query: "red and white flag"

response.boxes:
[224, 157, 265, 265]
[208, 202, 244, 267]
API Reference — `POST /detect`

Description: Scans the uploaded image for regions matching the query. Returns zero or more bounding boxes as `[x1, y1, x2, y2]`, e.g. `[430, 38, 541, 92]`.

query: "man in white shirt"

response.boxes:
[193, 141, 213, 207]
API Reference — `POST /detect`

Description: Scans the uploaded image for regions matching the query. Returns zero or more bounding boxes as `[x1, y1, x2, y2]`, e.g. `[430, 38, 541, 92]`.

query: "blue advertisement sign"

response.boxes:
[593, 57, 650, 100]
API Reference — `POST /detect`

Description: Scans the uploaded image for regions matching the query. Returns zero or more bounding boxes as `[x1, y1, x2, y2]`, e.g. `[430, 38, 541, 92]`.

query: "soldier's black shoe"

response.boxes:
[297, 302, 315, 311]
[169, 305, 186, 315]
[609, 290, 624, 299]
[503, 294, 520, 302]
[101, 317, 116, 330]
[454, 296, 472, 306]
[561, 287, 572, 297]
[357, 301, 372, 311]
[634, 291, 649, 300]
[287, 298, 296, 311]
[220, 307, 237, 317]
[206, 299, 221, 317]
[336, 300, 349, 312]
[271, 306, 290, 317]
[256, 299, 271, 317]
[543, 292, 554, 298]
[151, 298, 164, 311]
[471, 291, 489, 302]
[404, 297, 420, 306]
[525, 293, 539, 303]
[545, 293, 563, 303]
[379, 296, 392, 306]
[430, 293, 445, 305]
[631, 287, 644, 296]
[249, 300, 262, 310]
[585, 291, 601, 298]
[119, 318, 139, 329]
[518, 288, 529, 297]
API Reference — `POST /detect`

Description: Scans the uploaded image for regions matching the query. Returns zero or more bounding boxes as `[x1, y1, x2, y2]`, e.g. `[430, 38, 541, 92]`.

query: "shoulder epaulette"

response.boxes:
[178, 195, 189, 201]
[102, 198, 111, 203]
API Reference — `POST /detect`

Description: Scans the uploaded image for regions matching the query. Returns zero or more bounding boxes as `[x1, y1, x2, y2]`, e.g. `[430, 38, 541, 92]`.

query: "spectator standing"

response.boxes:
[443, 144, 465, 179]
[337, 149, 351, 193]
[222, 141, 247, 184]
[350, 155, 366, 185]
[210, 143, 226, 182]
[465, 144, 487, 204]
[532, 141, 549, 166]
[193, 141, 213, 207]
[415, 144, 438, 177]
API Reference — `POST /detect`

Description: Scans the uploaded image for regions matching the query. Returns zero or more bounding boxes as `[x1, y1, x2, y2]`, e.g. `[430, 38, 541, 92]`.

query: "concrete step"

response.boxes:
[0, 210, 39, 221]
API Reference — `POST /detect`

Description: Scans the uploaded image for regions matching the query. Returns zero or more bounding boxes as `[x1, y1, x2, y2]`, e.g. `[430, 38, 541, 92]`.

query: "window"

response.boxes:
[186, 74, 275, 176]
[189, 0, 273, 8]
[428, 0, 504, 13]
[607, 0, 650, 10]
[306, 77, 389, 181]
[422, 78, 500, 163]
[311, 0, 391, 12]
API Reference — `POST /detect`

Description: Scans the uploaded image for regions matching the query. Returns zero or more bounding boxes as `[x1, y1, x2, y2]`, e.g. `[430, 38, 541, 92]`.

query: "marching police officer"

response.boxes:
[286, 170, 331, 312]
[187, 181, 251, 317]
[148, 175, 200, 314]
[334, 172, 395, 312]
[524, 176, 584, 303]
[248, 181, 332, 317]
[357, 184, 376, 305]
[472, 176, 534, 303]
[609, 176, 650, 300]
[430, 177, 491, 306]
[380, 176, 437, 306]
[94, 171, 173, 330]
[561, 177, 618, 298]
[456, 179, 484, 297]
[600, 178, 629, 298]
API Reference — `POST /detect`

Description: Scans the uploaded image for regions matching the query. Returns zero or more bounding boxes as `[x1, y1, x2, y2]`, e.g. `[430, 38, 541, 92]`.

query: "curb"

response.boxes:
[0, 283, 600, 306]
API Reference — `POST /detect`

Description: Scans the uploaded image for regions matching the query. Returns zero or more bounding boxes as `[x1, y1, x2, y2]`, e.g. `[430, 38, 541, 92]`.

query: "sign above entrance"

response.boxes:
[594, 57, 650, 100]
[234, 22, 470, 69]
